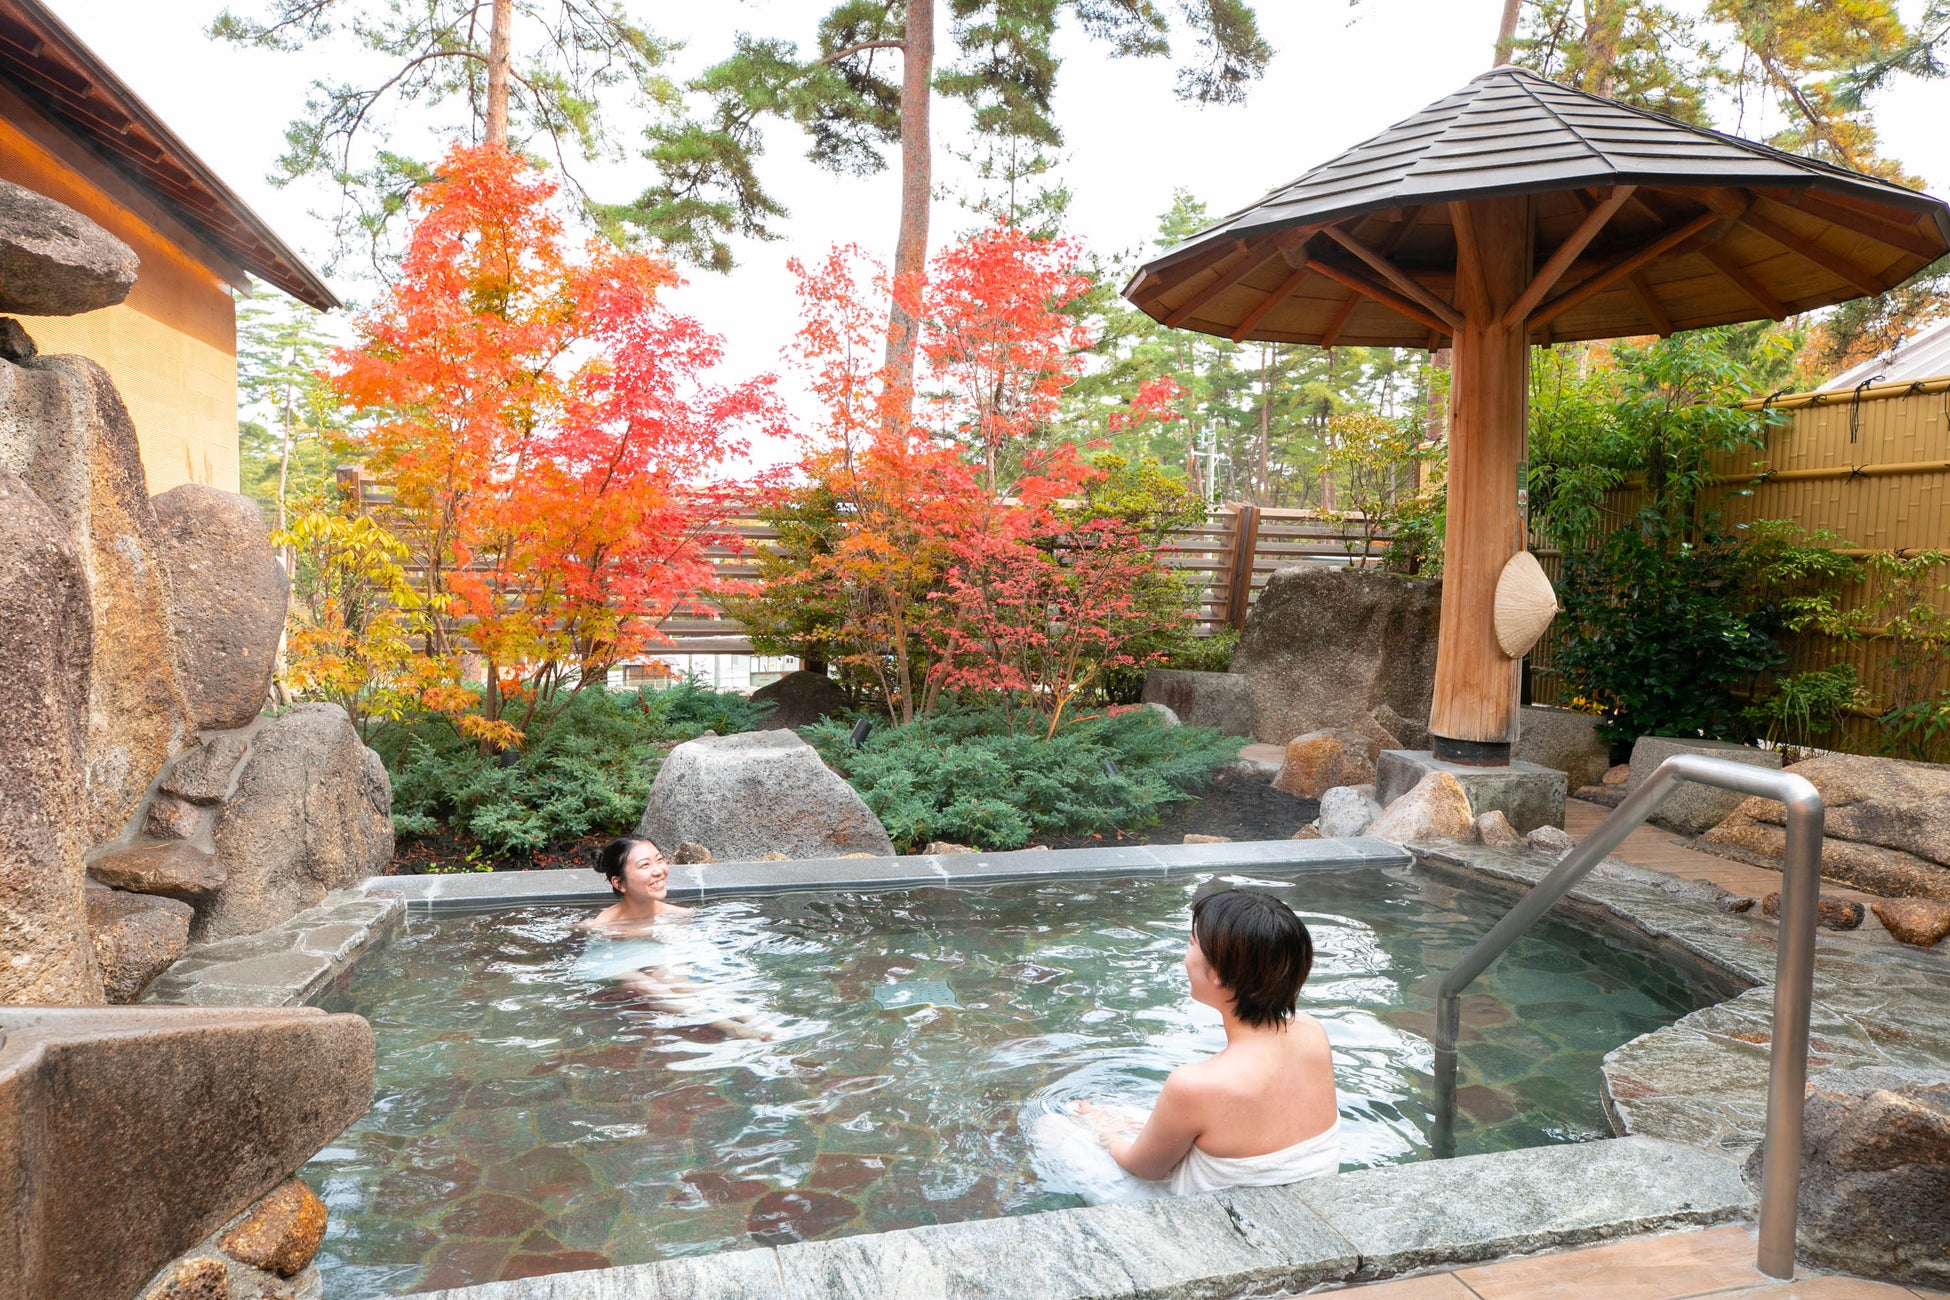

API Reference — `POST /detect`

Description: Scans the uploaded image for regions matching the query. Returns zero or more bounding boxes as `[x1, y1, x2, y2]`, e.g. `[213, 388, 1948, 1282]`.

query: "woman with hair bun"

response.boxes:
[575, 835, 771, 1041]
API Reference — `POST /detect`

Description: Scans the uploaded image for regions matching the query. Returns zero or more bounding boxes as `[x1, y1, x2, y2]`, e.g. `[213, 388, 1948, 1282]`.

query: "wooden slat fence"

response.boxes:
[334, 468, 1392, 655]
[1524, 375, 1950, 754]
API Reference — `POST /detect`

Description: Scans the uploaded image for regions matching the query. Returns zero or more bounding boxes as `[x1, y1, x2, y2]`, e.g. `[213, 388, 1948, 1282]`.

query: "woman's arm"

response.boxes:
[1104, 1072, 1206, 1181]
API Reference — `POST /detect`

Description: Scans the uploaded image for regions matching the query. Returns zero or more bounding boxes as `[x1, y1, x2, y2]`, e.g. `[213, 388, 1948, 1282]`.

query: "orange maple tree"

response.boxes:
[332, 142, 782, 745]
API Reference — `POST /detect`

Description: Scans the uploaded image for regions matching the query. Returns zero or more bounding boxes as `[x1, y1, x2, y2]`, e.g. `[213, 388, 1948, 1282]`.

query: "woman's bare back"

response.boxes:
[1172, 1012, 1337, 1157]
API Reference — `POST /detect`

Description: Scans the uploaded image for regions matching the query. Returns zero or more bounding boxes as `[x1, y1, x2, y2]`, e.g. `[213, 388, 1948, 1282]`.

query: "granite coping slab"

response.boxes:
[404, 1137, 1746, 1300]
[353, 837, 1414, 911]
[139, 890, 403, 1007]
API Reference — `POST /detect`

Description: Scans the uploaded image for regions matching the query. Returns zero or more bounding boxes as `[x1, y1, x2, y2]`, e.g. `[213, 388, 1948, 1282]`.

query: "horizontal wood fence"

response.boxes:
[1525, 375, 1950, 754]
[335, 468, 1391, 657]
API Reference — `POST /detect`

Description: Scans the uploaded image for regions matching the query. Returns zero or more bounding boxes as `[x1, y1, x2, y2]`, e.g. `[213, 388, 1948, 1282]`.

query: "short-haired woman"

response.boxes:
[1077, 888, 1339, 1192]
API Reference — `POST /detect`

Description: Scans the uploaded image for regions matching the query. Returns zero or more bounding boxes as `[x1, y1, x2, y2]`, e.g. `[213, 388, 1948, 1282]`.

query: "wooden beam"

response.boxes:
[1783, 190, 1946, 260]
[1626, 270, 1674, 335]
[1732, 206, 1888, 298]
[1318, 290, 1361, 347]
[1529, 210, 1719, 330]
[1308, 257, 1455, 337]
[1697, 241, 1790, 319]
[1227, 260, 1314, 342]
[1503, 185, 1636, 329]
[1322, 225, 1464, 331]
[1128, 236, 1245, 302]
[1164, 244, 1280, 328]
[1449, 201, 1490, 320]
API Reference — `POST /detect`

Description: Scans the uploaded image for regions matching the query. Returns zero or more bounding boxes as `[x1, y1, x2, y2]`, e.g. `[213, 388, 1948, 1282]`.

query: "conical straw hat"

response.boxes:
[1494, 551, 1560, 659]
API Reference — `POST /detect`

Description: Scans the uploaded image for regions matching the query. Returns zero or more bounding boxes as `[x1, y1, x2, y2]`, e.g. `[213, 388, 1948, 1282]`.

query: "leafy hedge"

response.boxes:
[376, 682, 775, 856]
[804, 707, 1242, 852]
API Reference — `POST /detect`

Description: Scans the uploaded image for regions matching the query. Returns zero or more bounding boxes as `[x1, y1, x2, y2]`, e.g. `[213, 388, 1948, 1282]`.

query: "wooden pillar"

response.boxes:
[1429, 196, 1530, 764]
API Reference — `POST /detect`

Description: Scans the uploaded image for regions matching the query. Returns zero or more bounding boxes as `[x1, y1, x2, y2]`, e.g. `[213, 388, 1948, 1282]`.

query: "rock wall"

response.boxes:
[0, 182, 393, 1006]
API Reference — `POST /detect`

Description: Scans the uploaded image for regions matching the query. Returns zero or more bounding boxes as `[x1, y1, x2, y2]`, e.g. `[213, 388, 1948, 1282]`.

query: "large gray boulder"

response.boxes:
[1514, 705, 1612, 791]
[198, 706, 393, 942]
[0, 179, 138, 316]
[748, 669, 848, 731]
[636, 729, 895, 861]
[1230, 567, 1441, 747]
[0, 469, 101, 1005]
[0, 354, 194, 840]
[1140, 669, 1256, 736]
[1626, 735, 1782, 836]
[1699, 752, 1950, 901]
[1744, 1067, 1950, 1287]
[153, 485, 288, 731]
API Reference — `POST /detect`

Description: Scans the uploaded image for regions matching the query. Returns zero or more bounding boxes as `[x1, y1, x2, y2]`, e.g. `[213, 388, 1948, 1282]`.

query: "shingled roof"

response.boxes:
[1126, 66, 1950, 348]
[0, 0, 338, 310]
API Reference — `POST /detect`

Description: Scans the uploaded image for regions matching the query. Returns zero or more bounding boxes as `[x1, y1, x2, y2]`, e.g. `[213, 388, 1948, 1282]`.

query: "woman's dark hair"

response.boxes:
[596, 837, 655, 895]
[1190, 889, 1314, 1028]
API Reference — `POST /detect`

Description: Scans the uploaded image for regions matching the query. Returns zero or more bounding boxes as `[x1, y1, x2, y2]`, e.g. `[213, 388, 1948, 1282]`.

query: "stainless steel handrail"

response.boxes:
[1430, 753, 1824, 1280]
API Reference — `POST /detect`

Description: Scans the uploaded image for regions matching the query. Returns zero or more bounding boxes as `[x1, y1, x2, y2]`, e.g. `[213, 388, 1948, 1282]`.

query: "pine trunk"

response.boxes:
[882, 0, 934, 421]
[1494, 0, 1522, 65]
[485, 0, 514, 147]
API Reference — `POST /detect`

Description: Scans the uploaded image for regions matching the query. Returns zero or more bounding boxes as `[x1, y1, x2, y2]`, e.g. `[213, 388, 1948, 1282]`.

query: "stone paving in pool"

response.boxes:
[305, 866, 1715, 1297]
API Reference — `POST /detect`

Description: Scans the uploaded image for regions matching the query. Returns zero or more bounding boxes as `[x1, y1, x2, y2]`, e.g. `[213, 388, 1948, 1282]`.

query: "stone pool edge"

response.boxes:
[407, 1135, 1749, 1300]
[142, 835, 1950, 1299]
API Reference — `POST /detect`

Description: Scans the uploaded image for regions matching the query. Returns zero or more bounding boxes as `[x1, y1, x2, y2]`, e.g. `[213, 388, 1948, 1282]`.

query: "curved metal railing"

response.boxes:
[1430, 753, 1824, 1280]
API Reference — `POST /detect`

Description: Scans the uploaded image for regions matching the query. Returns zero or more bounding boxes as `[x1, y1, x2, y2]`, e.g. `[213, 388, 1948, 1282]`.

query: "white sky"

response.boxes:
[45, 0, 1950, 454]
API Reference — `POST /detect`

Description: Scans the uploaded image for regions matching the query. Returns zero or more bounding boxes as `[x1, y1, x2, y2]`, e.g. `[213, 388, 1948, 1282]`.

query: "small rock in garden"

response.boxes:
[1869, 897, 1950, 948]
[1024, 844, 1051, 851]
[924, 841, 978, 855]
[1602, 763, 1630, 785]
[1291, 823, 1323, 840]
[142, 1256, 228, 1300]
[1183, 833, 1232, 844]
[87, 841, 226, 903]
[1274, 727, 1381, 800]
[1367, 771, 1476, 845]
[672, 841, 712, 864]
[1719, 895, 1758, 914]
[0, 316, 35, 361]
[1525, 824, 1577, 854]
[1475, 810, 1526, 850]
[1143, 702, 1181, 726]
[840, 852, 877, 859]
[219, 1178, 329, 1278]
[1760, 891, 1867, 931]
[756, 851, 789, 861]
[1317, 784, 1382, 838]
[1572, 783, 1625, 808]
[142, 796, 203, 841]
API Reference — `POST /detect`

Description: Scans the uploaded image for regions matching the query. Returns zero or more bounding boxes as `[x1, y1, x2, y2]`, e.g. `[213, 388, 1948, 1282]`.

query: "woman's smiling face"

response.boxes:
[619, 840, 668, 902]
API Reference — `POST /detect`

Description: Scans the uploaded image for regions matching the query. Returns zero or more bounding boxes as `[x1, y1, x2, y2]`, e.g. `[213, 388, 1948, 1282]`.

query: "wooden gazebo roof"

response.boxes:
[0, 0, 339, 310]
[1126, 66, 1950, 348]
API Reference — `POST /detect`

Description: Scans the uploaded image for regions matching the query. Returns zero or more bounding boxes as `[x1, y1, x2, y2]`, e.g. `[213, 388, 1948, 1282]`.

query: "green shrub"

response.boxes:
[1741, 663, 1870, 755]
[1553, 517, 1861, 746]
[803, 706, 1242, 851]
[375, 681, 775, 858]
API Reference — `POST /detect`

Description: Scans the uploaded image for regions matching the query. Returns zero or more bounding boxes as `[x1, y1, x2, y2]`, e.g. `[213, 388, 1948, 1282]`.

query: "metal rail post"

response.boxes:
[1430, 754, 1823, 1280]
